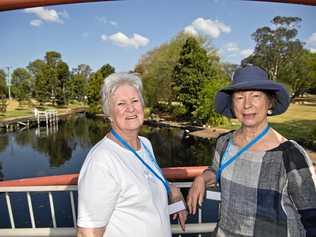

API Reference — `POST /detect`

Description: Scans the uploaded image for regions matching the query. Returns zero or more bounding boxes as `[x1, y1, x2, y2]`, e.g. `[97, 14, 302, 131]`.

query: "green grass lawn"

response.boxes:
[269, 104, 316, 149]
[0, 100, 88, 121]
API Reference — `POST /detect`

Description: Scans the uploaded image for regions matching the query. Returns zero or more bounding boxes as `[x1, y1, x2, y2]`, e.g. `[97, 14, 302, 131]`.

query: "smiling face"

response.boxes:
[232, 90, 272, 129]
[110, 83, 144, 135]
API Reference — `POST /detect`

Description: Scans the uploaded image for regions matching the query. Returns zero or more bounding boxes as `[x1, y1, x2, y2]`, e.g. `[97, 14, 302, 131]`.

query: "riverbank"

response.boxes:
[0, 106, 86, 131]
[1, 103, 315, 165]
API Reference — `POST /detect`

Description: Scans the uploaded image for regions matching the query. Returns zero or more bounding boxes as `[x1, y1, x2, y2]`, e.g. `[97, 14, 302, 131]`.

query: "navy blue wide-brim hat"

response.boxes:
[215, 65, 290, 118]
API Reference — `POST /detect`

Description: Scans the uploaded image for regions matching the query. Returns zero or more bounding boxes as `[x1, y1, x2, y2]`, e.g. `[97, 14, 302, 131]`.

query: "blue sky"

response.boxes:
[1, 0, 316, 73]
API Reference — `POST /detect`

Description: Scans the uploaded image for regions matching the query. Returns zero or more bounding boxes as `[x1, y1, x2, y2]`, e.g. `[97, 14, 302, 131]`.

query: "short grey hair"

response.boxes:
[101, 72, 144, 116]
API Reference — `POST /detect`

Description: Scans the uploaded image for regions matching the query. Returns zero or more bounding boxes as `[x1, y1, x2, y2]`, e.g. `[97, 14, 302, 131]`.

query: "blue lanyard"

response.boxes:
[216, 125, 270, 190]
[111, 129, 171, 194]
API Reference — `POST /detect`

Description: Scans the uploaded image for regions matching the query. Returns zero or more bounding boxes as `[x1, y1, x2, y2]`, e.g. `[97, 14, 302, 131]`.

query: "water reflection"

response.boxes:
[0, 114, 215, 180]
[0, 135, 8, 181]
[142, 126, 215, 167]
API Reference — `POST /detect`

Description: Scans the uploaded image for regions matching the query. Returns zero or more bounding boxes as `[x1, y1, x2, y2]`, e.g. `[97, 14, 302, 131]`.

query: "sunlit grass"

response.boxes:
[0, 99, 88, 120]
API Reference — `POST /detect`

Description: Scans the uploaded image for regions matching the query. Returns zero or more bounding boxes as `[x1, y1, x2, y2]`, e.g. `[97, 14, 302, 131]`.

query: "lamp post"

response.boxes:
[5, 66, 12, 100]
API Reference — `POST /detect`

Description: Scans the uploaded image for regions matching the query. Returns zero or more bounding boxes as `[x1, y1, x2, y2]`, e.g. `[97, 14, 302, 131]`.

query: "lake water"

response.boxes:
[0, 114, 216, 181]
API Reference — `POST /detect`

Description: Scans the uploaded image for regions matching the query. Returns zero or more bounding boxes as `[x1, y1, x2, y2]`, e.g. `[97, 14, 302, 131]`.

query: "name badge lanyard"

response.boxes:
[111, 129, 171, 194]
[216, 124, 270, 191]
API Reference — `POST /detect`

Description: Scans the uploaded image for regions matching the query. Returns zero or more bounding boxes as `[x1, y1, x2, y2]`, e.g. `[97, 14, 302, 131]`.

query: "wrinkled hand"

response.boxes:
[172, 209, 187, 232]
[187, 175, 205, 215]
[169, 183, 187, 232]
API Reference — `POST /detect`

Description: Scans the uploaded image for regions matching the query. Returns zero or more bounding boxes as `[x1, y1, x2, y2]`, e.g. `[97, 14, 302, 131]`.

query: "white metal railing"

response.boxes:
[33, 108, 58, 127]
[0, 182, 216, 237]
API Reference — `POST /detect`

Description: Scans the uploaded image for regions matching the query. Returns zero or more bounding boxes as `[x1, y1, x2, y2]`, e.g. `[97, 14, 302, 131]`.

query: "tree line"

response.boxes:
[0, 16, 315, 125]
[0, 52, 115, 114]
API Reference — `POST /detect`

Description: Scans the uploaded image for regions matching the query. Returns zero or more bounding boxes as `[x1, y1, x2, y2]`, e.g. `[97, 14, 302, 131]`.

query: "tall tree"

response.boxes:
[28, 59, 51, 103]
[45, 51, 62, 68]
[135, 33, 190, 108]
[67, 64, 92, 102]
[28, 51, 70, 104]
[0, 69, 7, 96]
[304, 51, 316, 94]
[242, 16, 303, 81]
[282, 50, 316, 97]
[55, 61, 70, 105]
[86, 64, 115, 113]
[172, 36, 213, 117]
[11, 68, 32, 103]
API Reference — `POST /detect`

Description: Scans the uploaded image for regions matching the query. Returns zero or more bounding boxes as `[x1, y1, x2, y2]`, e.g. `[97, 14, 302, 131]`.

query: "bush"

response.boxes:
[172, 104, 187, 118]
[193, 79, 228, 126]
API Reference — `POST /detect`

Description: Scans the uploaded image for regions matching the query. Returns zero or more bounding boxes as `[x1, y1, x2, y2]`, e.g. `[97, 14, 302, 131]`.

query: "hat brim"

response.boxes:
[215, 81, 290, 118]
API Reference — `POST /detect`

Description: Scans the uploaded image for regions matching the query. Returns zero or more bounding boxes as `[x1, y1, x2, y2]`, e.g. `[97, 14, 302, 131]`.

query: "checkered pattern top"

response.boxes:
[211, 131, 316, 237]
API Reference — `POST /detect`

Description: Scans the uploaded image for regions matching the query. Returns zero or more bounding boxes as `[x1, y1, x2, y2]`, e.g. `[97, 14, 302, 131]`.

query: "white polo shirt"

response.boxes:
[77, 136, 171, 237]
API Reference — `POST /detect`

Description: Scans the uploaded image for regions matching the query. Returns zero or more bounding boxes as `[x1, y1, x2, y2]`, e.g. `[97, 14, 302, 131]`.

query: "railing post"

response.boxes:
[26, 192, 35, 228]
[5, 192, 15, 228]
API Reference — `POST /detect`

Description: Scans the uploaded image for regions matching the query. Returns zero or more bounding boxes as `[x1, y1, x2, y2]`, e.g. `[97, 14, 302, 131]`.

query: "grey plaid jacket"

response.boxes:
[211, 131, 316, 237]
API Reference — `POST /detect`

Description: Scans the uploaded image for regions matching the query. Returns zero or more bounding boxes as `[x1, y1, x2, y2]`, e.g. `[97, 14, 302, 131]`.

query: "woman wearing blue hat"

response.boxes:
[187, 65, 316, 236]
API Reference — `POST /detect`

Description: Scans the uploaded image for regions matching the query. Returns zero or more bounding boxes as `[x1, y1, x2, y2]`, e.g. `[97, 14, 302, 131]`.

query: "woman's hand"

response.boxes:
[172, 209, 187, 232]
[187, 175, 206, 215]
[169, 183, 187, 232]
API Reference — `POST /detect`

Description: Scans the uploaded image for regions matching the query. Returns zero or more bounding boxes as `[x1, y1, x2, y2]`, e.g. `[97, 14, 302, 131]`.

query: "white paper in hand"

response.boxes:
[168, 200, 186, 215]
[206, 190, 221, 201]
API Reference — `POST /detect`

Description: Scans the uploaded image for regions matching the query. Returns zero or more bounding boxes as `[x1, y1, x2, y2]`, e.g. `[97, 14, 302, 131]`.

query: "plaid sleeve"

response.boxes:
[284, 141, 316, 237]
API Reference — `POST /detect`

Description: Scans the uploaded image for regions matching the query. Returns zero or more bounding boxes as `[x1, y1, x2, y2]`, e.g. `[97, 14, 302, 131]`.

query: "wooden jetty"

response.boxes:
[0, 108, 86, 132]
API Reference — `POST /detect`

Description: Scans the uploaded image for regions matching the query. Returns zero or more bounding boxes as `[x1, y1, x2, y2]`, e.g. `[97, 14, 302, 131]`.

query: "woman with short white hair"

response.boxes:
[77, 72, 186, 237]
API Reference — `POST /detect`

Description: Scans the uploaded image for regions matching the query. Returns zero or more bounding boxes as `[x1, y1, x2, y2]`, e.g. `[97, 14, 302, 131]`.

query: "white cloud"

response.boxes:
[59, 10, 69, 19]
[101, 34, 107, 41]
[96, 16, 117, 26]
[30, 19, 43, 27]
[24, 7, 64, 24]
[306, 33, 316, 52]
[310, 48, 316, 53]
[306, 32, 316, 45]
[105, 32, 149, 48]
[220, 42, 253, 61]
[240, 48, 253, 57]
[109, 21, 117, 26]
[184, 26, 198, 36]
[224, 42, 240, 52]
[184, 17, 231, 38]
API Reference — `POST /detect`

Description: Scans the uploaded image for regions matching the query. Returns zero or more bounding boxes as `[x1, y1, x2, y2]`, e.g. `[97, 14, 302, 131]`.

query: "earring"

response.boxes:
[267, 109, 272, 115]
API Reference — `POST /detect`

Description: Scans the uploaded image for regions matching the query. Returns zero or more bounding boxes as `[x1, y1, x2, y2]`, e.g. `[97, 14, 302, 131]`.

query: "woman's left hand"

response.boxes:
[172, 209, 187, 232]
[169, 183, 187, 232]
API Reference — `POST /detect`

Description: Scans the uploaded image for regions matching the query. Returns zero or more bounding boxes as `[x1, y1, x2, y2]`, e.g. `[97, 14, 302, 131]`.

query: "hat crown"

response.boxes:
[232, 65, 269, 84]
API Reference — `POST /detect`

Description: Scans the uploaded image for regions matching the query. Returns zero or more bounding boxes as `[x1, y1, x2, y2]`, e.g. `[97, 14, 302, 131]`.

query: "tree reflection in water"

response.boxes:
[0, 114, 216, 180]
[0, 134, 8, 181]
[141, 126, 215, 168]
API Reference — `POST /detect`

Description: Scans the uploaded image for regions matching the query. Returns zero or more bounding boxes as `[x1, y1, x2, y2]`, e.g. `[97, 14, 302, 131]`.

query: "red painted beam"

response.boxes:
[245, 0, 316, 5]
[0, 0, 315, 11]
[163, 166, 208, 180]
[0, 173, 79, 186]
[0, 166, 209, 187]
[0, 0, 113, 11]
